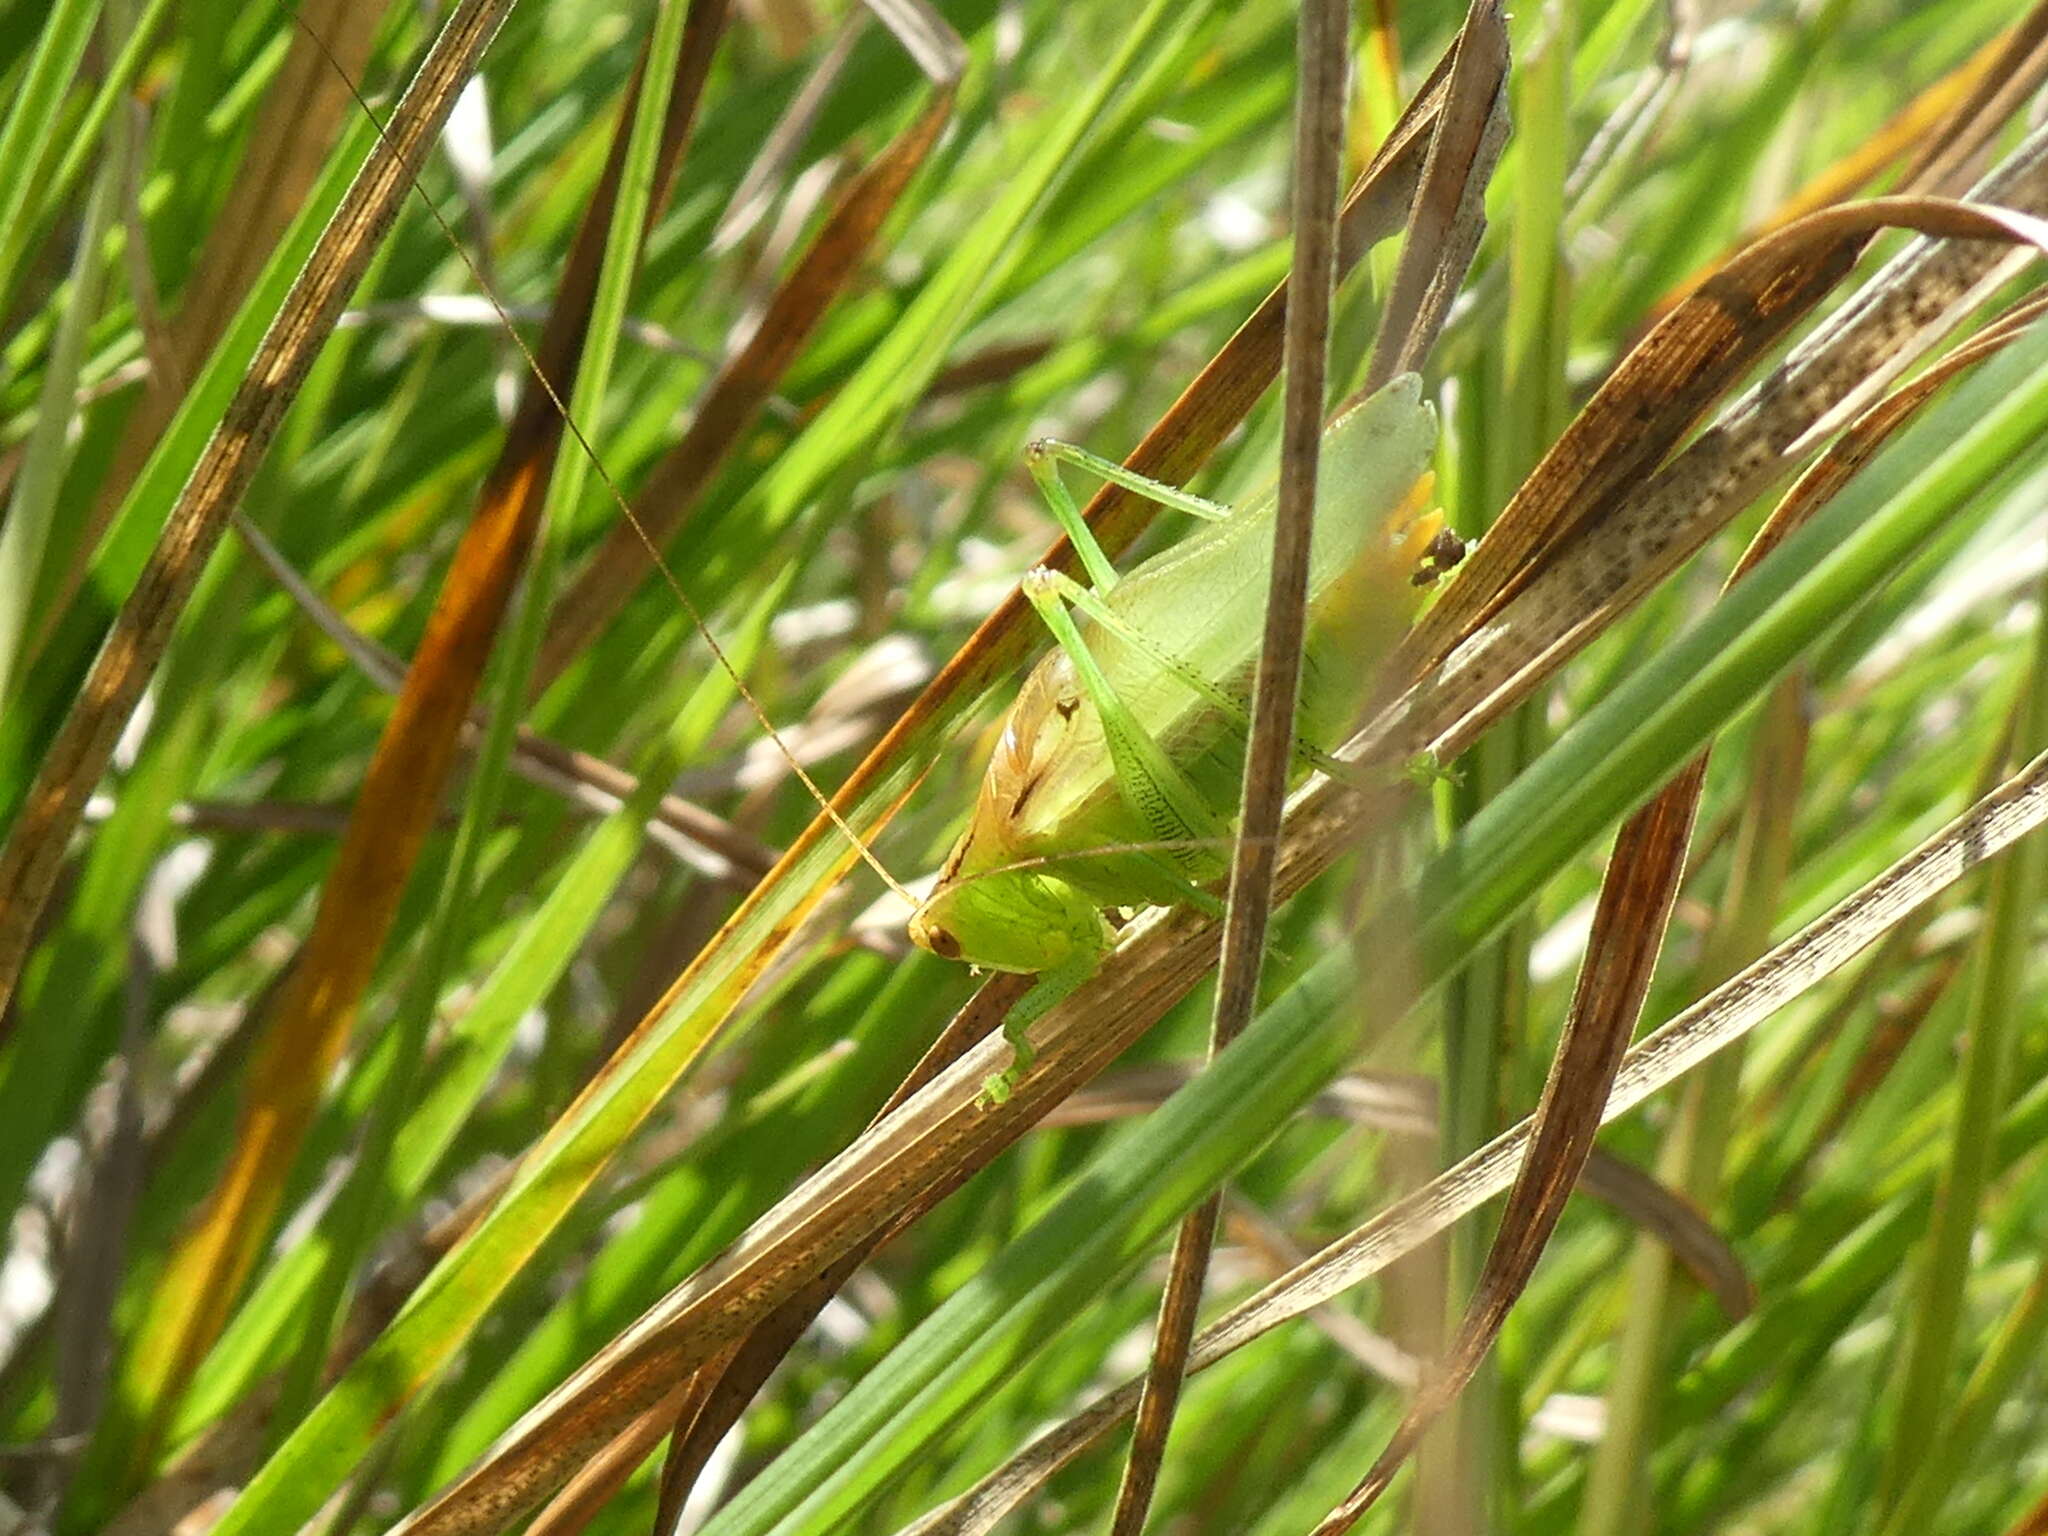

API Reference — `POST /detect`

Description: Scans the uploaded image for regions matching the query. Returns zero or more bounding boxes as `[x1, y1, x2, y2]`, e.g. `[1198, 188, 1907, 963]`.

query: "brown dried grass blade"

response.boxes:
[1379, 186, 2048, 775]
[0, 0, 514, 1010]
[54, 0, 391, 606]
[1778, 287, 2048, 520]
[1060, 1065, 1753, 1317]
[524, 1372, 711, 1536]
[1308, 760, 1704, 1531]
[643, 976, 1028, 1528]
[1363, 0, 1508, 390]
[1109, 0, 1360, 1523]
[1580, 1150, 1753, 1319]
[1113, 8, 1504, 1527]
[1398, 207, 1859, 683]
[104, 1, 724, 1471]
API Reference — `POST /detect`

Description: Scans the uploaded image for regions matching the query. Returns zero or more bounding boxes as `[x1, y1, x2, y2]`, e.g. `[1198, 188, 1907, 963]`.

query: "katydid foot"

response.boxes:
[978, 1015, 1037, 1106]
[1404, 749, 1458, 788]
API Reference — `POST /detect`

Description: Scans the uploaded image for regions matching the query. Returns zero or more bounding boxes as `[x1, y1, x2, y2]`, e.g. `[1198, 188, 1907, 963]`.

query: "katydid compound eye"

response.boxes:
[926, 927, 962, 960]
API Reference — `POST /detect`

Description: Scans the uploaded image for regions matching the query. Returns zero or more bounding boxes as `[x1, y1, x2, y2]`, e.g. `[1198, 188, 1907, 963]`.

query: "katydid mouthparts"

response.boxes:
[906, 372, 1450, 1097]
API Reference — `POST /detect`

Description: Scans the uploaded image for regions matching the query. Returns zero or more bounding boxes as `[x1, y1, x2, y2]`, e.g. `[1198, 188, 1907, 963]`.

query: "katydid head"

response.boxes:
[907, 866, 1113, 974]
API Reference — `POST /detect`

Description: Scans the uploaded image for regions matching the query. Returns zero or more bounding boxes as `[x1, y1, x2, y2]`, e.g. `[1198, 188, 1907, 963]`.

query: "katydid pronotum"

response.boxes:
[906, 372, 1456, 1098]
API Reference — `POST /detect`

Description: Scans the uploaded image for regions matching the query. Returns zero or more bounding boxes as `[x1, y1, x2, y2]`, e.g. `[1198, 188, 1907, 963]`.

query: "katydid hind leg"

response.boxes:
[1027, 439, 1234, 526]
[1033, 567, 1369, 790]
[1021, 570, 1229, 877]
[1027, 444, 1122, 594]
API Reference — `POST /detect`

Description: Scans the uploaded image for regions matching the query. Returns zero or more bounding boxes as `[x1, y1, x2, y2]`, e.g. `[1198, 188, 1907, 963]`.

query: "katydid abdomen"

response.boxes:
[908, 372, 1442, 981]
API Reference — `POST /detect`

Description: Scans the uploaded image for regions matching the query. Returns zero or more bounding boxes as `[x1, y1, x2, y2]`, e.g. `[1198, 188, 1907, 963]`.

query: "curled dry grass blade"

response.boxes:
[1642, 1, 2048, 323]
[1375, 194, 2048, 776]
[1319, 259, 2048, 1524]
[1399, 186, 2048, 710]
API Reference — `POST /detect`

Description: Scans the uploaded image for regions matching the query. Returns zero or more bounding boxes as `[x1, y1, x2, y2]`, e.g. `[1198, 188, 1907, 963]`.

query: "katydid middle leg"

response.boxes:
[979, 949, 1099, 1106]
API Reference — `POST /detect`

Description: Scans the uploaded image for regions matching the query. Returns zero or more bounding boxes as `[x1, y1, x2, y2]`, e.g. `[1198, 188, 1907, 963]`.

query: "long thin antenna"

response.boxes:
[295, 12, 919, 906]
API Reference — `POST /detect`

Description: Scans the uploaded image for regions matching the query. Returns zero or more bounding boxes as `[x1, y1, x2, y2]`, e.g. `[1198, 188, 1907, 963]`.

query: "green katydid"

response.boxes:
[906, 372, 1453, 1094]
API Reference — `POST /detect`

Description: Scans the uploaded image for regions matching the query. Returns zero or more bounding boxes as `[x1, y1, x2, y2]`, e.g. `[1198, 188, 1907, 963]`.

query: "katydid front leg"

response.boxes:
[979, 951, 1099, 1106]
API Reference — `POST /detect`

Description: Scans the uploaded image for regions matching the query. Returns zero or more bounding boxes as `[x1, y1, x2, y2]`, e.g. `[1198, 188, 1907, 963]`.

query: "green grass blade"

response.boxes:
[0, 0, 99, 322]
